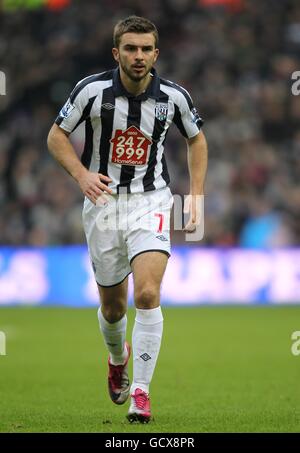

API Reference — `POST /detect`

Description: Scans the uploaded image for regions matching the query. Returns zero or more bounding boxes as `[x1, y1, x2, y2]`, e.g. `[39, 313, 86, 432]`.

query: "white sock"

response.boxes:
[97, 307, 128, 365]
[131, 306, 164, 394]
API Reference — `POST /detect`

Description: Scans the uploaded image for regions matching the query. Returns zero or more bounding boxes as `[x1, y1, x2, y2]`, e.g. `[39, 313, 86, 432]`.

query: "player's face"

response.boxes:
[112, 33, 159, 82]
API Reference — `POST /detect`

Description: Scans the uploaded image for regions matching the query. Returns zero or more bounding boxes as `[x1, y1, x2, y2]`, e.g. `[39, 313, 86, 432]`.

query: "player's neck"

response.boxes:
[120, 70, 151, 97]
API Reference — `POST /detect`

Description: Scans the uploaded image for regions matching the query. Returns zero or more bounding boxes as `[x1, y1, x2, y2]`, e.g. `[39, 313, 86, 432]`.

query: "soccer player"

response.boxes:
[47, 16, 208, 423]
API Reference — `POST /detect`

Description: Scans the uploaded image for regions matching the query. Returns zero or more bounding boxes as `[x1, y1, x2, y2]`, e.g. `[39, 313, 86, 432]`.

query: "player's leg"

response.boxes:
[97, 278, 131, 405]
[82, 198, 132, 404]
[128, 251, 168, 422]
[97, 278, 129, 363]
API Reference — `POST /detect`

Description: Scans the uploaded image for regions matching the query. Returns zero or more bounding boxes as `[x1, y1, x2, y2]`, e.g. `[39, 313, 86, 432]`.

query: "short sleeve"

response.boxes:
[173, 89, 204, 139]
[55, 81, 90, 133]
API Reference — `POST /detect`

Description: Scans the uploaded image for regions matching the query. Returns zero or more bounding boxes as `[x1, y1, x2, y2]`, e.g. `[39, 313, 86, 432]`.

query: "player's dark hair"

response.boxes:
[113, 16, 159, 48]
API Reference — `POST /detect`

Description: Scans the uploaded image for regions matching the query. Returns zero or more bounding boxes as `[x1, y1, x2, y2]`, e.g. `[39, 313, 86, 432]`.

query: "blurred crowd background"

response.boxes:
[0, 0, 299, 247]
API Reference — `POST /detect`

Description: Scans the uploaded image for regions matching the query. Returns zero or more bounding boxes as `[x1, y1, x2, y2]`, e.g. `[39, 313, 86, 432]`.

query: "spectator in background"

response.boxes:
[239, 198, 294, 248]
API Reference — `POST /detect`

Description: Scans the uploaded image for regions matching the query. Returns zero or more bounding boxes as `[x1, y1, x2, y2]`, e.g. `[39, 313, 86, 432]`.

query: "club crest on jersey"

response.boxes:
[60, 99, 75, 119]
[155, 102, 168, 121]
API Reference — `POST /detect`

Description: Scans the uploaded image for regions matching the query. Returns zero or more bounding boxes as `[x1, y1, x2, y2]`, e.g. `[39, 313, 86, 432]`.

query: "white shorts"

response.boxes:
[82, 187, 173, 287]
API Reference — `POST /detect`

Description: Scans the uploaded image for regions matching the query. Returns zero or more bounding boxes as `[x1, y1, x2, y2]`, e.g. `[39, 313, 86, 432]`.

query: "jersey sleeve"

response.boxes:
[173, 89, 204, 139]
[55, 82, 90, 133]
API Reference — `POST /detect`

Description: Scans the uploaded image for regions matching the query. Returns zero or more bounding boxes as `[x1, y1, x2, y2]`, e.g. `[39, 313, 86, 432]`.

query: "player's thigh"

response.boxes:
[83, 208, 131, 287]
[131, 251, 168, 307]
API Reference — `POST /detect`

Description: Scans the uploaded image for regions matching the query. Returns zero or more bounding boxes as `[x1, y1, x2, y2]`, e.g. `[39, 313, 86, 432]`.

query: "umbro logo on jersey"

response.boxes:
[102, 103, 115, 110]
[156, 235, 168, 242]
[140, 353, 151, 361]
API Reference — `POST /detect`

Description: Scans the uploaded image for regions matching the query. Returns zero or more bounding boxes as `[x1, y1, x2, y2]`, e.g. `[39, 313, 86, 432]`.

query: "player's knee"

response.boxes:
[101, 302, 126, 323]
[135, 286, 159, 309]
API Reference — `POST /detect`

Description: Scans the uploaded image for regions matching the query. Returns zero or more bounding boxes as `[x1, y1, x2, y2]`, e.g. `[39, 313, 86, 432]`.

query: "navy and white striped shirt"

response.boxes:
[55, 68, 203, 194]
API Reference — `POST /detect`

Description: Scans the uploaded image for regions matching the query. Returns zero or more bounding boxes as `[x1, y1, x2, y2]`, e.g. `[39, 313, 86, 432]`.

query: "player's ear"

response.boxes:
[112, 48, 119, 63]
[153, 48, 159, 63]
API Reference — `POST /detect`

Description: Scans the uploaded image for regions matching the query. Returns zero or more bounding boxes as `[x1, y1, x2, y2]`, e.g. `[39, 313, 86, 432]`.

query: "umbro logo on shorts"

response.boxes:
[156, 235, 168, 242]
[140, 353, 151, 361]
[101, 103, 115, 110]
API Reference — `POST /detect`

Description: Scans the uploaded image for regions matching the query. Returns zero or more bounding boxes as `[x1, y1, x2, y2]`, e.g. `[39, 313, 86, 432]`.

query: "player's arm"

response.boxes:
[47, 124, 112, 204]
[184, 130, 208, 232]
[187, 130, 207, 196]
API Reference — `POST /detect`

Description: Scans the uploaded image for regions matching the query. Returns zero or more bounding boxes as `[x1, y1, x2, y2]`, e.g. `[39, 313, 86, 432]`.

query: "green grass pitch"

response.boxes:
[0, 306, 300, 433]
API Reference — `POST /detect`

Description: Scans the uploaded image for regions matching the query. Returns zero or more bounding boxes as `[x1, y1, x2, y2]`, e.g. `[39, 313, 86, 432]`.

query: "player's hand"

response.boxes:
[183, 194, 203, 233]
[77, 169, 113, 205]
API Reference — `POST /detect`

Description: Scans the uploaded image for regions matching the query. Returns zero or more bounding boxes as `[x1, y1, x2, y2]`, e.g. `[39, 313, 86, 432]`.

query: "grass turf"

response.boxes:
[0, 306, 299, 433]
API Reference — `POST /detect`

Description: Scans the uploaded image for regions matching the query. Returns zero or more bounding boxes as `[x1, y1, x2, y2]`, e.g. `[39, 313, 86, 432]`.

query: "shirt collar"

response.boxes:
[112, 67, 160, 101]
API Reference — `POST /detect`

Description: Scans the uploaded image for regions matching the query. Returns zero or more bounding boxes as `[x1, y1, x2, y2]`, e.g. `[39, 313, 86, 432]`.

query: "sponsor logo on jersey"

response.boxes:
[155, 102, 168, 121]
[110, 126, 152, 166]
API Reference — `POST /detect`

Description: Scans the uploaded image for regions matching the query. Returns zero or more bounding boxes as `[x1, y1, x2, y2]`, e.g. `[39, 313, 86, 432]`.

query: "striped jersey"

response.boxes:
[55, 68, 203, 194]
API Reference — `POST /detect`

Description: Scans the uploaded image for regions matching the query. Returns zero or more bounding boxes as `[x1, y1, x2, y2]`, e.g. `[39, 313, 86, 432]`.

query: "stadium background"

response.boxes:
[0, 0, 300, 433]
